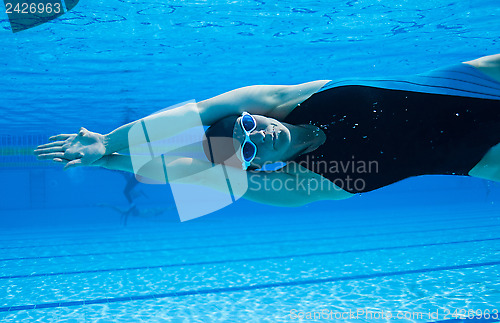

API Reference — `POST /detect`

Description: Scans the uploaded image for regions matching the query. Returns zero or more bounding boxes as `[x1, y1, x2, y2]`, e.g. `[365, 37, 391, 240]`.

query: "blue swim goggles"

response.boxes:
[239, 111, 257, 170]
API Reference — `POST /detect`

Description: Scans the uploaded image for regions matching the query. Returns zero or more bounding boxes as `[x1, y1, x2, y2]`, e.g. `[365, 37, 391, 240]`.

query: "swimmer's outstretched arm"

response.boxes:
[103, 80, 329, 153]
[34, 81, 328, 168]
[35, 80, 328, 169]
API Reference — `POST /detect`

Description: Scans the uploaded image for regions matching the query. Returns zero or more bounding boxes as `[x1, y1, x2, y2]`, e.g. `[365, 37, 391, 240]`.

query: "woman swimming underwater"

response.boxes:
[35, 54, 500, 206]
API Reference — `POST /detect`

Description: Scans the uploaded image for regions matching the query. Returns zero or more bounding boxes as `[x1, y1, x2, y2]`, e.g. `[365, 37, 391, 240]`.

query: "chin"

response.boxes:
[280, 129, 291, 145]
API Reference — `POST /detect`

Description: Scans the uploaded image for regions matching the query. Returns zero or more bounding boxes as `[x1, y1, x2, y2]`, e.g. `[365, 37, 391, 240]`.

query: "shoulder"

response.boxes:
[269, 80, 332, 120]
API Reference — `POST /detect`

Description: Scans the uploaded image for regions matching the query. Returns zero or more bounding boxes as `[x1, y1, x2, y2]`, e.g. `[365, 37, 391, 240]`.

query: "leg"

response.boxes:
[122, 172, 138, 203]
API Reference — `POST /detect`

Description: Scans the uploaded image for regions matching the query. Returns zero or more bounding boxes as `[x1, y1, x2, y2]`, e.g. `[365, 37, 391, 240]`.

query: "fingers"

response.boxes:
[49, 134, 73, 141]
[78, 127, 88, 136]
[36, 152, 66, 160]
[34, 146, 64, 155]
[64, 159, 83, 170]
[36, 150, 83, 160]
[53, 158, 70, 164]
[47, 128, 88, 142]
[35, 141, 66, 149]
[53, 157, 83, 170]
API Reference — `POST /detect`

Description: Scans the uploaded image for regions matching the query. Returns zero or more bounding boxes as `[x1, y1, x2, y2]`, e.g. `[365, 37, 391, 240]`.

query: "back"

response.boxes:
[283, 64, 500, 193]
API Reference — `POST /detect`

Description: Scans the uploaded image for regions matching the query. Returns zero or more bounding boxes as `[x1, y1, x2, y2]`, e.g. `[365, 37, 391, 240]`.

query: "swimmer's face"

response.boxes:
[233, 113, 292, 168]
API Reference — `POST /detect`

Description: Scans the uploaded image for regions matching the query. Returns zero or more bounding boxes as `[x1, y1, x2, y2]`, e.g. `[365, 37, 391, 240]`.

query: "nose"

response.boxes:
[249, 130, 265, 144]
[250, 129, 271, 147]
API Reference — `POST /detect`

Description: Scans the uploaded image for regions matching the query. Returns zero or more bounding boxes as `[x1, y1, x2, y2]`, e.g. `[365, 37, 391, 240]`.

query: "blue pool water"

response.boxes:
[1, 0, 500, 322]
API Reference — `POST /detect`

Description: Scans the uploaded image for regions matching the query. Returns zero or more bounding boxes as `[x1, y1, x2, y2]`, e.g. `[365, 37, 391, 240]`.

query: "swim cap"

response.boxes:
[202, 115, 242, 168]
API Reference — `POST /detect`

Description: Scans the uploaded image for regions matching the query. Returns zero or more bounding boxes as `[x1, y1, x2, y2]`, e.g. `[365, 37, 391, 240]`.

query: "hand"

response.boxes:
[34, 127, 107, 169]
[52, 154, 109, 168]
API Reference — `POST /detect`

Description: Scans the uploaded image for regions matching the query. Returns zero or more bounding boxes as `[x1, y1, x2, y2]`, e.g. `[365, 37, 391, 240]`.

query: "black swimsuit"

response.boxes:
[283, 64, 500, 193]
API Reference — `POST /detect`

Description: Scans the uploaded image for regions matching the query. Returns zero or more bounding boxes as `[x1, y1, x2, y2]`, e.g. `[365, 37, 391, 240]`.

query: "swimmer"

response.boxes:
[34, 54, 500, 206]
[96, 202, 167, 226]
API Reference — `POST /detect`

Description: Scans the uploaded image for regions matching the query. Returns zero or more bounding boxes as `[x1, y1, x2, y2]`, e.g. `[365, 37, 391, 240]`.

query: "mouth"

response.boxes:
[271, 126, 277, 149]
